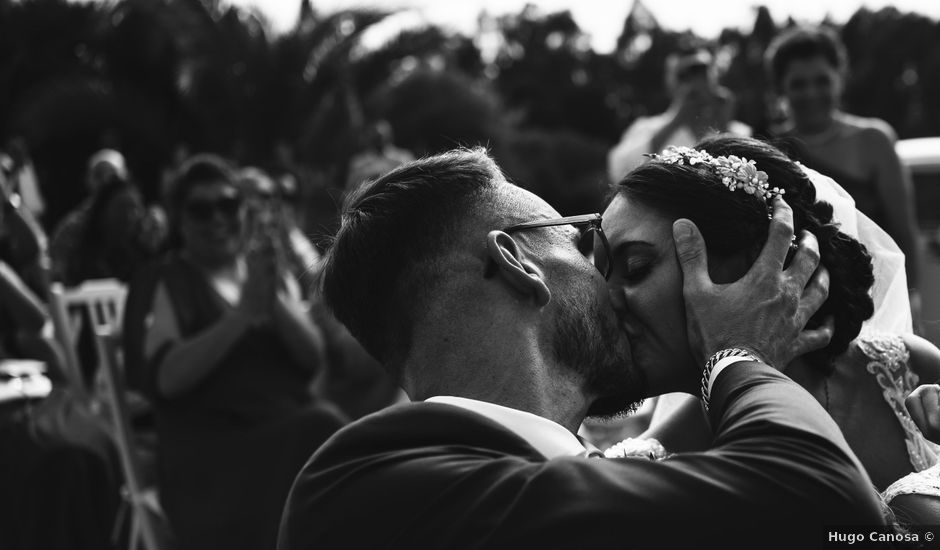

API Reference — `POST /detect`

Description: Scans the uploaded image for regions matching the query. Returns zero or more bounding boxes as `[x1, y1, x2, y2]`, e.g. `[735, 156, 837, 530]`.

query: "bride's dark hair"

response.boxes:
[614, 135, 874, 372]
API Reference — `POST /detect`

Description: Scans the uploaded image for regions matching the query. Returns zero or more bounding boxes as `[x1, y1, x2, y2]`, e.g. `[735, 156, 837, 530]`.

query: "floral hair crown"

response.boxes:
[648, 146, 785, 209]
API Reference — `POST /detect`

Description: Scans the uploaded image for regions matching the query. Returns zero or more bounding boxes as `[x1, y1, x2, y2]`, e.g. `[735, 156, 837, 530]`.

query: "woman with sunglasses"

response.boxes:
[127, 154, 346, 550]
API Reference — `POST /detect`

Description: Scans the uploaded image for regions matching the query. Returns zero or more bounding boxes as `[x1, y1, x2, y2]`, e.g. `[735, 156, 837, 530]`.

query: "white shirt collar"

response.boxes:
[426, 396, 587, 459]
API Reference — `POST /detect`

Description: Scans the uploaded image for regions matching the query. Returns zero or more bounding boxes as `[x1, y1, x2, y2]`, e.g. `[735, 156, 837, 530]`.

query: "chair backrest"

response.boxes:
[48, 278, 128, 396]
[94, 327, 144, 496]
[94, 326, 168, 550]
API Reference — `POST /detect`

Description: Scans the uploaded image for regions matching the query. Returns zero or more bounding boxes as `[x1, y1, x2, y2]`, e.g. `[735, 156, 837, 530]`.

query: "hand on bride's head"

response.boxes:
[673, 196, 832, 370]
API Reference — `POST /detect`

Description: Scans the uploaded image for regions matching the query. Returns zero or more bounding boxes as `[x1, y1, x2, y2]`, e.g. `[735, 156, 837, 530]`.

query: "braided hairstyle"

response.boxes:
[615, 135, 874, 372]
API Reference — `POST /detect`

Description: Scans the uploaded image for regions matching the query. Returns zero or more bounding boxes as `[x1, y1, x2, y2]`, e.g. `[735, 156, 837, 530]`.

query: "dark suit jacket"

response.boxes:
[278, 363, 885, 549]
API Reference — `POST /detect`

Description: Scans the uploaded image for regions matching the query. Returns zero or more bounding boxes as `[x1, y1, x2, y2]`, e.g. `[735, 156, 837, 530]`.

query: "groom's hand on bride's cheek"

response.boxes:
[673, 197, 828, 370]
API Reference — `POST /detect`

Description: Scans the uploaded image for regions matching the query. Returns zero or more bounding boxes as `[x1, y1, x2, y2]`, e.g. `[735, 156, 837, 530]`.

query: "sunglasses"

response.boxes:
[184, 196, 243, 222]
[487, 213, 611, 280]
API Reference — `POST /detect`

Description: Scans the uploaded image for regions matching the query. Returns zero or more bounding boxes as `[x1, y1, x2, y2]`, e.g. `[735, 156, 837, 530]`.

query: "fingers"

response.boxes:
[672, 219, 711, 291]
[788, 316, 834, 360]
[906, 389, 929, 435]
[794, 264, 830, 327]
[786, 230, 822, 289]
[906, 384, 940, 443]
[920, 384, 940, 421]
[787, 264, 831, 361]
[920, 384, 940, 433]
[748, 196, 794, 277]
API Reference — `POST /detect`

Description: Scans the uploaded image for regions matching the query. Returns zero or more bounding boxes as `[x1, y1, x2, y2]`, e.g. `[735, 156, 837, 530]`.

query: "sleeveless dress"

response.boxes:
[794, 146, 887, 231]
[859, 332, 940, 503]
[126, 254, 348, 550]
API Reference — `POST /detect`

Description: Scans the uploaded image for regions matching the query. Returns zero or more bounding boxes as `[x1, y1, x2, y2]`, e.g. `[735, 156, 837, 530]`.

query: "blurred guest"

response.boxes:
[608, 47, 751, 181]
[345, 120, 414, 191]
[0, 137, 46, 221]
[311, 301, 408, 420]
[49, 149, 166, 286]
[125, 154, 345, 550]
[765, 25, 922, 298]
[275, 141, 341, 247]
[275, 172, 323, 278]
[237, 167, 404, 418]
[0, 174, 59, 382]
[1, 179, 120, 550]
[237, 167, 321, 291]
[159, 144, 191, 202]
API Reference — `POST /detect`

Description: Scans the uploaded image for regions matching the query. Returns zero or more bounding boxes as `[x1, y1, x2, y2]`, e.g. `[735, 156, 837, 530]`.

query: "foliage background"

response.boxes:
[2, 0, 939, 237]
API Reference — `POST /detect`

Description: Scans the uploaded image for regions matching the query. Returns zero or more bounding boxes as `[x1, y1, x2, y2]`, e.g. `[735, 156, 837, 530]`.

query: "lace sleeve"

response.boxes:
[883, 464, 940, 503]
[860, 332, 940, 472]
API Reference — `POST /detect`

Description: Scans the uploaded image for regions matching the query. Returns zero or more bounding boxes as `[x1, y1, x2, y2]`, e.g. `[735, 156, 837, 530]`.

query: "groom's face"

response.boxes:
[507, 190, 644, 416]
[552, 271, 646, 418]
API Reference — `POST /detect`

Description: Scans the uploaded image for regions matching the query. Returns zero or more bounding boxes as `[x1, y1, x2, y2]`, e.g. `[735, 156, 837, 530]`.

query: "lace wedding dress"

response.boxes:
[861, 332, 940, 503]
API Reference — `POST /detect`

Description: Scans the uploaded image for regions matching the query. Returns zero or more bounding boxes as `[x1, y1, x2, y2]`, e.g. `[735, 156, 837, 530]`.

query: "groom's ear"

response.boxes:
[485, 230, 551, 307]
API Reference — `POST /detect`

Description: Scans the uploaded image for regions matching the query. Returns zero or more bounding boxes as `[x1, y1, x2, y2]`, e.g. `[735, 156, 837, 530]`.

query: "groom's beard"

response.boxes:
[552, 282, 646, 418]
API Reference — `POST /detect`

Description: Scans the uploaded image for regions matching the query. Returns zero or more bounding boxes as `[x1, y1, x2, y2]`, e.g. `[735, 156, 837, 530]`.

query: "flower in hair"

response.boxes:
[650, 146, 785, 206]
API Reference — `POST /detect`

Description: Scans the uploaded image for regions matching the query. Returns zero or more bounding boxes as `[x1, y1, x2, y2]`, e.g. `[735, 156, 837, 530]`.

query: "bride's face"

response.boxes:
[602, 194, 743, 395]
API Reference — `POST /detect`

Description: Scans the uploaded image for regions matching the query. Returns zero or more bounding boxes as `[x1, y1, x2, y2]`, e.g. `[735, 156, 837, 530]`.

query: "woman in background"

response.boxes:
[127, 154, 346, 550]
[1, 168, 120, 550]
[765, 25, 922, 316]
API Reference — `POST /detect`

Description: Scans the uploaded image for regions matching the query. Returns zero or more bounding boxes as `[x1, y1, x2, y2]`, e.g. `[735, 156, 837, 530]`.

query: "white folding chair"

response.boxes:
[94, 326, 172, 550]
[49, 279, 172, 548]
[48, 278, 128, 397]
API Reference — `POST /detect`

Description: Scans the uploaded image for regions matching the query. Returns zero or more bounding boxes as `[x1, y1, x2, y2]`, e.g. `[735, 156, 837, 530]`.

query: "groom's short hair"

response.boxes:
[321, 147, 504, 378]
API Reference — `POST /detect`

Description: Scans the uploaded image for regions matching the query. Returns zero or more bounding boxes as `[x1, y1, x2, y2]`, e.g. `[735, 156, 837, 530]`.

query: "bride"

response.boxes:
[600, 135, 940, 516]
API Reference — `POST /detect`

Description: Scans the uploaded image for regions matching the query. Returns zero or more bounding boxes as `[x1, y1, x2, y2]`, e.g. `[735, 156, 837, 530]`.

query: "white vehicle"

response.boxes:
[897, 137, 940, 228]
[897, 137, 940, 346]
[897, 137, 940, 176]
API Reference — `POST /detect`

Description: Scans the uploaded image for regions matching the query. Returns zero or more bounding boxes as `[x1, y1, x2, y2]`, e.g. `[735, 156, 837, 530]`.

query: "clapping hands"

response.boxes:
[238, 234, 280, 325]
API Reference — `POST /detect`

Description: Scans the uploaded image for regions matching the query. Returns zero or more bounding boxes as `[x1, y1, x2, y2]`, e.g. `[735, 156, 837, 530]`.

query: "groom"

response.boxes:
[278, 148, 884, 548]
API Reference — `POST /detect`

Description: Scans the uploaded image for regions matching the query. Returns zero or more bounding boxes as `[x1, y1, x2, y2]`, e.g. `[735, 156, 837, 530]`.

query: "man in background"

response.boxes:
[608, 47, 751, 181]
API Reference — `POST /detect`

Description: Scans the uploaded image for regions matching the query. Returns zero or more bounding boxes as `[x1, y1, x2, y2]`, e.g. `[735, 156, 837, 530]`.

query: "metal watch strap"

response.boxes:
[700, 347, 760, 411]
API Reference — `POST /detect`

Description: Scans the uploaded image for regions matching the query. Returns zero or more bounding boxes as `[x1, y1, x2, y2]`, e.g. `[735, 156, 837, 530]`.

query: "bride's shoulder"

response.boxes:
[900, 334, 940, 383]
[852, 332, 940, 382]
[854, 332, 908, 359]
